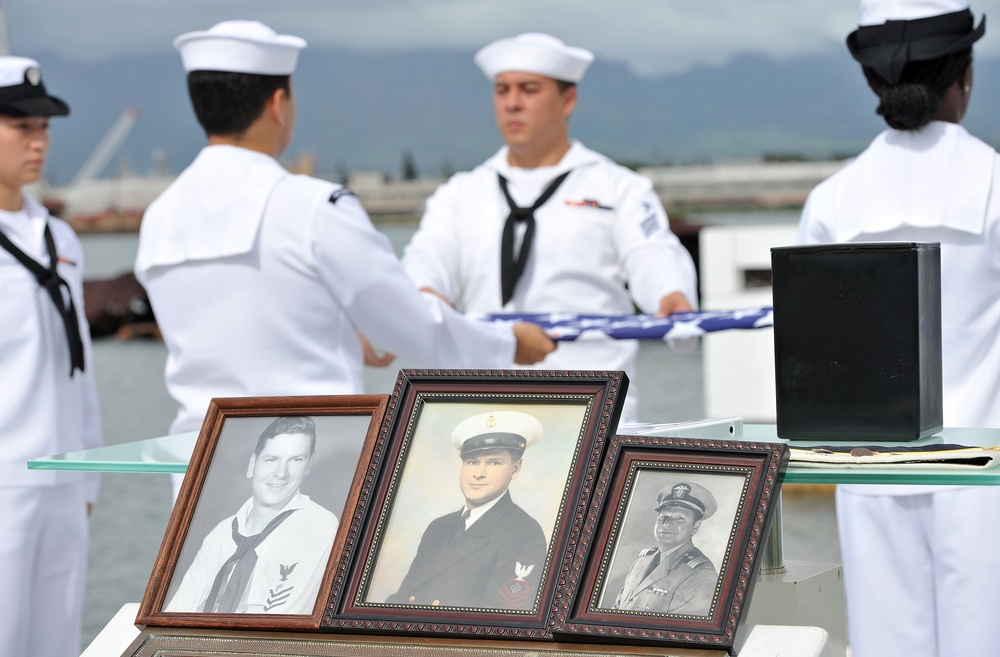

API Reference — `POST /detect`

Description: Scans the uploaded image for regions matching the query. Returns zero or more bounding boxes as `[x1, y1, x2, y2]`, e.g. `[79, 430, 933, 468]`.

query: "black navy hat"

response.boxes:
[847, 0, 986, 85]
[0, 57, 69, 117]
[451, 411, 542, 459]
[655, 481, 718, 521]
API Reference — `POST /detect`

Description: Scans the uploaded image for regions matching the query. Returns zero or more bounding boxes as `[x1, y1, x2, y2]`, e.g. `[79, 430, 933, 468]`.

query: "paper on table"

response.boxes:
[790, 444, 1000, 469]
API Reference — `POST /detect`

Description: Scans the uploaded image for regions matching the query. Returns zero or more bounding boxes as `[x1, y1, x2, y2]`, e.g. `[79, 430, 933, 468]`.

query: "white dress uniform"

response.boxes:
[165, 493, 337, 614]
[403, 141, 698, 422]
[797, 120, 1000, 657]
[0, 194, 102, 657]
[135, 145, 516, 435]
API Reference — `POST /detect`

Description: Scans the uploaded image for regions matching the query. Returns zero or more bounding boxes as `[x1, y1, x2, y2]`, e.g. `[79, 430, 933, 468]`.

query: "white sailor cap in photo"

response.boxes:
[0, 57, 69, 117]
[174, 20, 307, 75]
[451, 411, 543, 459]
[474, 33, 594, 83]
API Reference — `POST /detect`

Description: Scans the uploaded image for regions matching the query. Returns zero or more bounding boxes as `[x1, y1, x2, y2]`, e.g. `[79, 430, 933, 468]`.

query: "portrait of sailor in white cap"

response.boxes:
[386, 410, 548, 610]
[797, 1, 1000, 656]
[135, 21, 554, 497]
[0, 56, 102, 657]
[164, 416, 337, 614]
[402, 33, 697, 425]
[613, 480, 719, 616]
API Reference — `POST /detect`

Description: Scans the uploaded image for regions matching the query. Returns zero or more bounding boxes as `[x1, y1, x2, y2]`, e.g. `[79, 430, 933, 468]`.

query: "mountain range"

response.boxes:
[25, 45, 1000, 184]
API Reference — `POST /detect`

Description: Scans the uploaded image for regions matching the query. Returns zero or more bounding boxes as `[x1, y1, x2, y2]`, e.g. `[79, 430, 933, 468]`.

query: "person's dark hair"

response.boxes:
[186, 70, 291, 136]
[862, 48, 972, 131]
[555, 80, 575, 93]
[255, 416, 317, 456]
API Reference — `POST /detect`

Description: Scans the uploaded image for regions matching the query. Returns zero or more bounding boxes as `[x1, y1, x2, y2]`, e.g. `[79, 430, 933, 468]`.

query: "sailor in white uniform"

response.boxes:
[401, 33, 698, 424]
[797, 2, 1000, 655]
[135, 22, 555, 443]
[0, 57, 102, 657]
[165, 417, 337, 614]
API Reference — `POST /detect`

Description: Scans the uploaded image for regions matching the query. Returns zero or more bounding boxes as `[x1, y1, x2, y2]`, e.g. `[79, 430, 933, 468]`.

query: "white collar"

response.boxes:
[484, 140, 602, 179]
[463, 490, 507, 528]
[832, 121, 995, 241]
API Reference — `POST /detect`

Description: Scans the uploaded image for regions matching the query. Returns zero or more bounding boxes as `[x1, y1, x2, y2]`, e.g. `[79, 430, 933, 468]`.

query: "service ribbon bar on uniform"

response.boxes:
[474, 306, 774, 342]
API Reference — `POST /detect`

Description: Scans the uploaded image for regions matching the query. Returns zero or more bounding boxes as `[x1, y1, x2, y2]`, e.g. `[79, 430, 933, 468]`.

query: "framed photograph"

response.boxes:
[136, 394, 389, 631]
[551, 435, 787, 655]
[324, 369, 628, 639]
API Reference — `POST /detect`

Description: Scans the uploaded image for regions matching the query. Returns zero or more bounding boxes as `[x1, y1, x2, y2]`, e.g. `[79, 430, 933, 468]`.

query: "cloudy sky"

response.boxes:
[7, 0, 1000, 77]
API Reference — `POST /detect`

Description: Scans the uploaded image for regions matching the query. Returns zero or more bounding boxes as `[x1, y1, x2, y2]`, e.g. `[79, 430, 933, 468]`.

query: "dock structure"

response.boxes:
[36, 158, 846, 231]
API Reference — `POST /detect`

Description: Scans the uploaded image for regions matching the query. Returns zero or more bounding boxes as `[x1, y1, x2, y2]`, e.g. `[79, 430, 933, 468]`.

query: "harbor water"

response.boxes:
[76, 224, 841, 648]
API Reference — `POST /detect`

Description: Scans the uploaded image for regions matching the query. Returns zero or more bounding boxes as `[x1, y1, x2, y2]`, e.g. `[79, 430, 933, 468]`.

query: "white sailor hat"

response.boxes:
[174, 20, 307, 75]
[860, 0, 972, 25]
[655, 480, 718, 521]
[474, 33, 594, 83]
[0, 57, 69, 117]
[451, 411, 542, 459]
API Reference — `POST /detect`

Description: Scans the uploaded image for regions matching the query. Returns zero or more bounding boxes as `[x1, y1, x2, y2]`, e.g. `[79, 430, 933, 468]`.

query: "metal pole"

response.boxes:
[759, 491, 786, 575]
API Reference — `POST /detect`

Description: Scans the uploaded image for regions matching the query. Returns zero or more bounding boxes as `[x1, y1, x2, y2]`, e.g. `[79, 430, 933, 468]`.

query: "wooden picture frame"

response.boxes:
[136, 394, 389, 631]
[324, 369, 628, 639]
[551, 435, 787, 655]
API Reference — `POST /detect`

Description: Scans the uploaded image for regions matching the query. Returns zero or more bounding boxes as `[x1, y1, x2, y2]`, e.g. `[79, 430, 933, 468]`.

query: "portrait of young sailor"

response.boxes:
[610, 478, 722, 616]
[164, 416, 338, 614]
[401, 32, 697, 424]
[382, 410, 552, 610]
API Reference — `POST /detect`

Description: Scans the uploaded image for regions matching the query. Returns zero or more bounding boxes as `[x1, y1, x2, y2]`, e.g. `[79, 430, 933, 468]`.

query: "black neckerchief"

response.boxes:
[0, 222, 85, 376]
[497, 170, 572, 306]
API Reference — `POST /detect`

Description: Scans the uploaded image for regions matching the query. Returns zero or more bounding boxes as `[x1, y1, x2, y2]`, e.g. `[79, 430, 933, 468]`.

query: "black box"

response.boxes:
[770, 242, 942, 441]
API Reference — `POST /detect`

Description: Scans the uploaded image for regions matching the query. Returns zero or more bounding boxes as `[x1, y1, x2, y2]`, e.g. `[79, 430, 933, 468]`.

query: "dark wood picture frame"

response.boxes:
[324, 369, 628, 639]
[551, 435, 787, 655]
[136, 394, 390, 631]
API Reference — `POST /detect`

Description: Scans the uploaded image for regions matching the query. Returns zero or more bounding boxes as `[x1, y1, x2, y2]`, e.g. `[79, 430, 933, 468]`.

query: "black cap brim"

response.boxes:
[0, 94, 70, 117]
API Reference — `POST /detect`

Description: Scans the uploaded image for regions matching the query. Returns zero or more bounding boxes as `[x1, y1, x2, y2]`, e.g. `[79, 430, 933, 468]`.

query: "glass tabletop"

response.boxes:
[27, 425, 1000, 485]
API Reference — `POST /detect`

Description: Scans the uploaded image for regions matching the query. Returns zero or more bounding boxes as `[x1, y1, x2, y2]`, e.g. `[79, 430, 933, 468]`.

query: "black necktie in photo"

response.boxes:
[497, 170, 572, 306]
[202, 508, 296, 613]
[0, 223, 85, 376]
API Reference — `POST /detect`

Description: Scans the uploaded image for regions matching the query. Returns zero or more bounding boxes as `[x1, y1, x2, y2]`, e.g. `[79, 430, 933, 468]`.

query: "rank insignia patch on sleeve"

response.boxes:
[328, 187, 356, 205]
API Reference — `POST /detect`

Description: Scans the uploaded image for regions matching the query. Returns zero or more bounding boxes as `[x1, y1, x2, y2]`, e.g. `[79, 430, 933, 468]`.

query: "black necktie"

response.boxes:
[202, 509, 296, 613]
[449, 508, 471, 543]
[0, 223, 85, 376]
[497, 170, 571, 306]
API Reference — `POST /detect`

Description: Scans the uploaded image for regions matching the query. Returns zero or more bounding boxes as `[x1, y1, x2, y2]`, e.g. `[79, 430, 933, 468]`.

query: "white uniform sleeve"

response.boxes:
[400, 181, 464, 302]
[796, 187, 837, 245]
[615, 177, 699, 312]
[310, 192, 516, 368]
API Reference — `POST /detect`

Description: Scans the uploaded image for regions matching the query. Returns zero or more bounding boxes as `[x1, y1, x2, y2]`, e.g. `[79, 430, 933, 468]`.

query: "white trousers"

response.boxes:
[837, 485, 1000, 657]
[0, 483, 88, 657]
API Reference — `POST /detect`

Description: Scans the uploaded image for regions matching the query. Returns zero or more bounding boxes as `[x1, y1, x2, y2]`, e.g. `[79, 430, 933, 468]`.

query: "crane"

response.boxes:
[70, 106, 142, 185]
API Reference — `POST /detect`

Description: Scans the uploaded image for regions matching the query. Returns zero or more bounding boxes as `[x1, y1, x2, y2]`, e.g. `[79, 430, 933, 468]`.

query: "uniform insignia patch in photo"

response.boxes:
[499, 562, 535, 607]
[263, 581, 295, 612]
[25, 66, 41, 85]
[279, 562, 297, 582]
[328, 187, 356, 205]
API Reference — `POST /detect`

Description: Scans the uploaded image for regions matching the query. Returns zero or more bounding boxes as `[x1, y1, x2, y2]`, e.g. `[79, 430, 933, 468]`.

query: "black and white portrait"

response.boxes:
[596, 468, 746, 616]
[162, 413, 371, 615]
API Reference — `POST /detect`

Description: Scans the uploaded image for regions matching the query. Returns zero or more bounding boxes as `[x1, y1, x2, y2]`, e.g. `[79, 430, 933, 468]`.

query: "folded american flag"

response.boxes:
[474, 306, 773, 342]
